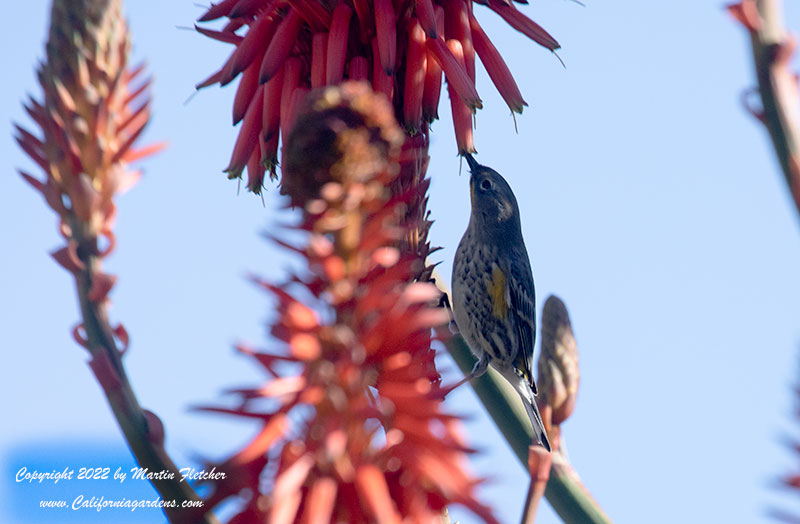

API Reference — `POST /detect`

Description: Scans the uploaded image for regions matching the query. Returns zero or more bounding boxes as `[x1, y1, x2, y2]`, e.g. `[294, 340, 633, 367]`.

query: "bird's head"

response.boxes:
[465, 153, 521, 232]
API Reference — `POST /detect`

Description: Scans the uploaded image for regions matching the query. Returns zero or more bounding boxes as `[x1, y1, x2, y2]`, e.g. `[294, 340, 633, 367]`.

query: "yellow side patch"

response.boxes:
[489, 266, 508, 319]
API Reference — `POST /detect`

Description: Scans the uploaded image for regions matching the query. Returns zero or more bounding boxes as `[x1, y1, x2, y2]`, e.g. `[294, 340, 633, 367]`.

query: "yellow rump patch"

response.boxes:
[488, 265, 508, 319]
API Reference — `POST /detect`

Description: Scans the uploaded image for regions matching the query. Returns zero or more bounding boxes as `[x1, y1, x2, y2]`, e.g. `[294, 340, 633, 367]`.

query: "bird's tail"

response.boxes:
[516, 379, 551, 452]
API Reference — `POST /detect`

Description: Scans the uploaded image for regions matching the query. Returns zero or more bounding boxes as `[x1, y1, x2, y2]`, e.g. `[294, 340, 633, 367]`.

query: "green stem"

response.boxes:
[444, 333, 612, 524]
[747, 0, 800, 217]
[72, 221, 219, 524]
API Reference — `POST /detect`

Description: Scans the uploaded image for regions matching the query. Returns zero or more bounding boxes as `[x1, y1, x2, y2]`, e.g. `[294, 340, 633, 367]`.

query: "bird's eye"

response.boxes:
[480, 179, 492, 191]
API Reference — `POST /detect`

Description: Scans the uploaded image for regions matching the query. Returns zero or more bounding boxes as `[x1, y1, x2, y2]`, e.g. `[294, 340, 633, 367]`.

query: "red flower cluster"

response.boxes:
[15, 0, 160, 308]
[199, 83, 498, 523]
[196, 0, 560, 193]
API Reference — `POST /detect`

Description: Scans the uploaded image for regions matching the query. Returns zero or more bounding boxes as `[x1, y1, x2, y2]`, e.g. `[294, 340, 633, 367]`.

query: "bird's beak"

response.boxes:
[464, 152, 480, 172]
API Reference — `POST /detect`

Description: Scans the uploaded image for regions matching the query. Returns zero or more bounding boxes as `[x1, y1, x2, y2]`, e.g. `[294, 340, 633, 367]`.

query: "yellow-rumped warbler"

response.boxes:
[451, 154, 550, 452]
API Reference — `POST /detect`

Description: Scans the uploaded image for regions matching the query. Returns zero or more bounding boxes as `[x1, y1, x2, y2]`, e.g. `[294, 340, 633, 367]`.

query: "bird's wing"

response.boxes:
[508, 262, 537, 394]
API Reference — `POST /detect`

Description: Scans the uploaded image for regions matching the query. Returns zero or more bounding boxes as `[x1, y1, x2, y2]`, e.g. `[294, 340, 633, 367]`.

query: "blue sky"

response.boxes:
[2, 1, 800, 523]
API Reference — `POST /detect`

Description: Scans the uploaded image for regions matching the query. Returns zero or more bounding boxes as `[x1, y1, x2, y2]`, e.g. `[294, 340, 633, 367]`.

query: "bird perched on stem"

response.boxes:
[450, 153, 550, 452]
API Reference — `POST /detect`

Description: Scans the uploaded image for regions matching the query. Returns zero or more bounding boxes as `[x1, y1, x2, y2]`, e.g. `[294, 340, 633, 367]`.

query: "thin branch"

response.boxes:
[442, 332, 612, 524]
[740, 0, 800, 216]
[71, 220, 219, 524]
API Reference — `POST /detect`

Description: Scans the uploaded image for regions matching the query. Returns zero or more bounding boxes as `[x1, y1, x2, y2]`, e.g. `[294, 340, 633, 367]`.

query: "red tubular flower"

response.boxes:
[196, 0, 561, 194]
[199, 84, 498, 523]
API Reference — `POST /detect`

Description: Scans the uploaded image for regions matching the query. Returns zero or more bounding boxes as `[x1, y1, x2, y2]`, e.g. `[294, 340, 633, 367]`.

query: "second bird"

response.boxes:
[451, 153, 550, 452]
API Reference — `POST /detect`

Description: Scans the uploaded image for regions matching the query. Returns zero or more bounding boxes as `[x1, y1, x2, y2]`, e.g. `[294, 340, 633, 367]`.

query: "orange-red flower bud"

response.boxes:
[537, 295, 580, 426]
